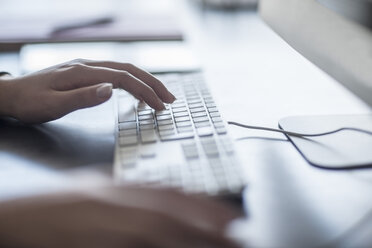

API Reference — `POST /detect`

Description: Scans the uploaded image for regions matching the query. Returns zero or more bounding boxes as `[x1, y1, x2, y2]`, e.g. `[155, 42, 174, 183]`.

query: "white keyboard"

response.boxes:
[114, 72, 246, 196]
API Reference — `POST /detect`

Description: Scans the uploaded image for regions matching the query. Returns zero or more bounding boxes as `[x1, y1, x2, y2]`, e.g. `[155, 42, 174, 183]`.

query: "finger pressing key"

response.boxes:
[64, 66, 167, 110]
[81, 60, 176, 103]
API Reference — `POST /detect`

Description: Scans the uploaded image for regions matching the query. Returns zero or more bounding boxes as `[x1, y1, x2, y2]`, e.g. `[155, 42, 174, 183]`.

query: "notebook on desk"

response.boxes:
[0, 14, 183, 51]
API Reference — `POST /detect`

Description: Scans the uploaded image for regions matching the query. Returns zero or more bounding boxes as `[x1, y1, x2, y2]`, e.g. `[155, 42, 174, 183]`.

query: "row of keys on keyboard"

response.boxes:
[117, 74, 228, 146]
[118, 136, 243, 194]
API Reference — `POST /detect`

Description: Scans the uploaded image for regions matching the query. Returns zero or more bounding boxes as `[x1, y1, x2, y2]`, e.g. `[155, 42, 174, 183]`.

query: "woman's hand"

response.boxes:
[0, 59, 175, 123]
[0, 186, 242, 248]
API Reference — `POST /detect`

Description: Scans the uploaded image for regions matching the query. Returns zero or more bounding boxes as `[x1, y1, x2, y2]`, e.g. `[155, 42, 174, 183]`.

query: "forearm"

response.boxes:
[0, 76, 16, 117]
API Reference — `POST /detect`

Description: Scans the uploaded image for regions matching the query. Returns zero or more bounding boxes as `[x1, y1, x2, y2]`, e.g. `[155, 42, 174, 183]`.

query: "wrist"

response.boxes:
[0, 77, 17, 118]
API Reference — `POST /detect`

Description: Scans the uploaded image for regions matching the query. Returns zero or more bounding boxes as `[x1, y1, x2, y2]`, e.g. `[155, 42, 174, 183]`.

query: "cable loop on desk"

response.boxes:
[227, 121, 372, 138]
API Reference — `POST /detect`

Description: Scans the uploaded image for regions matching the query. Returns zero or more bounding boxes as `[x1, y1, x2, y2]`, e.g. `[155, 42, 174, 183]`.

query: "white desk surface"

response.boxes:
[1, 0, 372, 247]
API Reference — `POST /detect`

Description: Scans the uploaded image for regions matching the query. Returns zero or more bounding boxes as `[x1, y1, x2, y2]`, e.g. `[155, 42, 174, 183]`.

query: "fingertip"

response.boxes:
[143, 99, 165, 111]
[164, 92, 177, 104]
[96, 83, 113, 99]
[152, 78, 176, 103]
[155, 102, 166, 111]
[150, 95, 167, 110]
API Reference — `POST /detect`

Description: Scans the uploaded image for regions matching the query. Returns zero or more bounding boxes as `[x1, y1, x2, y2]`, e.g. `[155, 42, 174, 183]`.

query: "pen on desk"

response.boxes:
[50, 16, 114, 36]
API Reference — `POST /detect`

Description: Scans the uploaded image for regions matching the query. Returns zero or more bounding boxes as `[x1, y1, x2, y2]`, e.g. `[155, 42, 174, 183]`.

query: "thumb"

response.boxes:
[59, 83, 113, 114]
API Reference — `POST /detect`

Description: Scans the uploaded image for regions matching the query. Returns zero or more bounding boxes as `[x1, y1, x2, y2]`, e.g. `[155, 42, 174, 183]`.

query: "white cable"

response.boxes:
[227, 121, 372, 138]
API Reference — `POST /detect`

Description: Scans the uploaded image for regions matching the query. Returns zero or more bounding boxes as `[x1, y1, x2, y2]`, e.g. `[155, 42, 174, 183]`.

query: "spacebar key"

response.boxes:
[160, 132, 194, 141]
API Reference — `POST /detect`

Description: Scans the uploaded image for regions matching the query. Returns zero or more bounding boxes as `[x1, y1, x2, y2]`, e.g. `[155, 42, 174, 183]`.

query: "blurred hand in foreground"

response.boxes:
[0, 186, 242, 248]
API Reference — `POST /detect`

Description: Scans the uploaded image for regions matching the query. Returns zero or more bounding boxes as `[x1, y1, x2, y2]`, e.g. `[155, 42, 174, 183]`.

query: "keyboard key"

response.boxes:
[156, 115, 172, 121]
[157, 119, 174, 126]
[160, 132, 194, 141]
[158, 124, 175, 131]
[140, 119, 155, 125]
[205, 100, 215, 105]
[190, 107, 205, 113]
[172, 99, 185, 104]
[208, 107, 219, 113]
[181, 140, 196, 147]
[187, 160, 202, 172]
[119, 146, 137, 156]
[203, 97, 214, 102]
[177, 126, 194, 133]
[200, 136, 216, 146]
[155, 110, 171, 116]
[141, 130, 157, 143]
[140, 152, 156, 159]
[175, 116, 190, 122]
[176, 121, 192, 127]
[204, 147, 219, 157]
[219, 138, 235, 154]
[188, 103, 204, 109]
[138, 110, 152, 116]
[186, 96, 200, 102]
[159, 129, 176, 137]
[174, 111, 189, 118]
[197, 127, 214, 137]
[213, 166, 226, 179]
[213, 122, 225, 128]
[206, 103, 216, 108]
[187, 99, 202, 104]
[210, 112, 221, 117]
[207, 156, 221, 166]
[211, 117, 223, 123]
[216, 127, 227, 135]
[184, 86, 196, 91]
[185, 90, 197, 95]
[191, 112, 207, 118]
[182, 143, 199, 159]
[139, 144, 157, 158]
[119, 121, 137, 130]
[121, 157, 137, 168]
[139, 124, 155, 130]
[194, 121, 211, 128]
[119, 147, 138, 167]
[185, 89, 197, 94]
[172, 103, 186, 108]
[193, 116, 209, 123]
[119, 129, 137, 137]
[172, 107, 188, 113]
[138, 114, 153, 121]
[119, 136, 138, 146]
